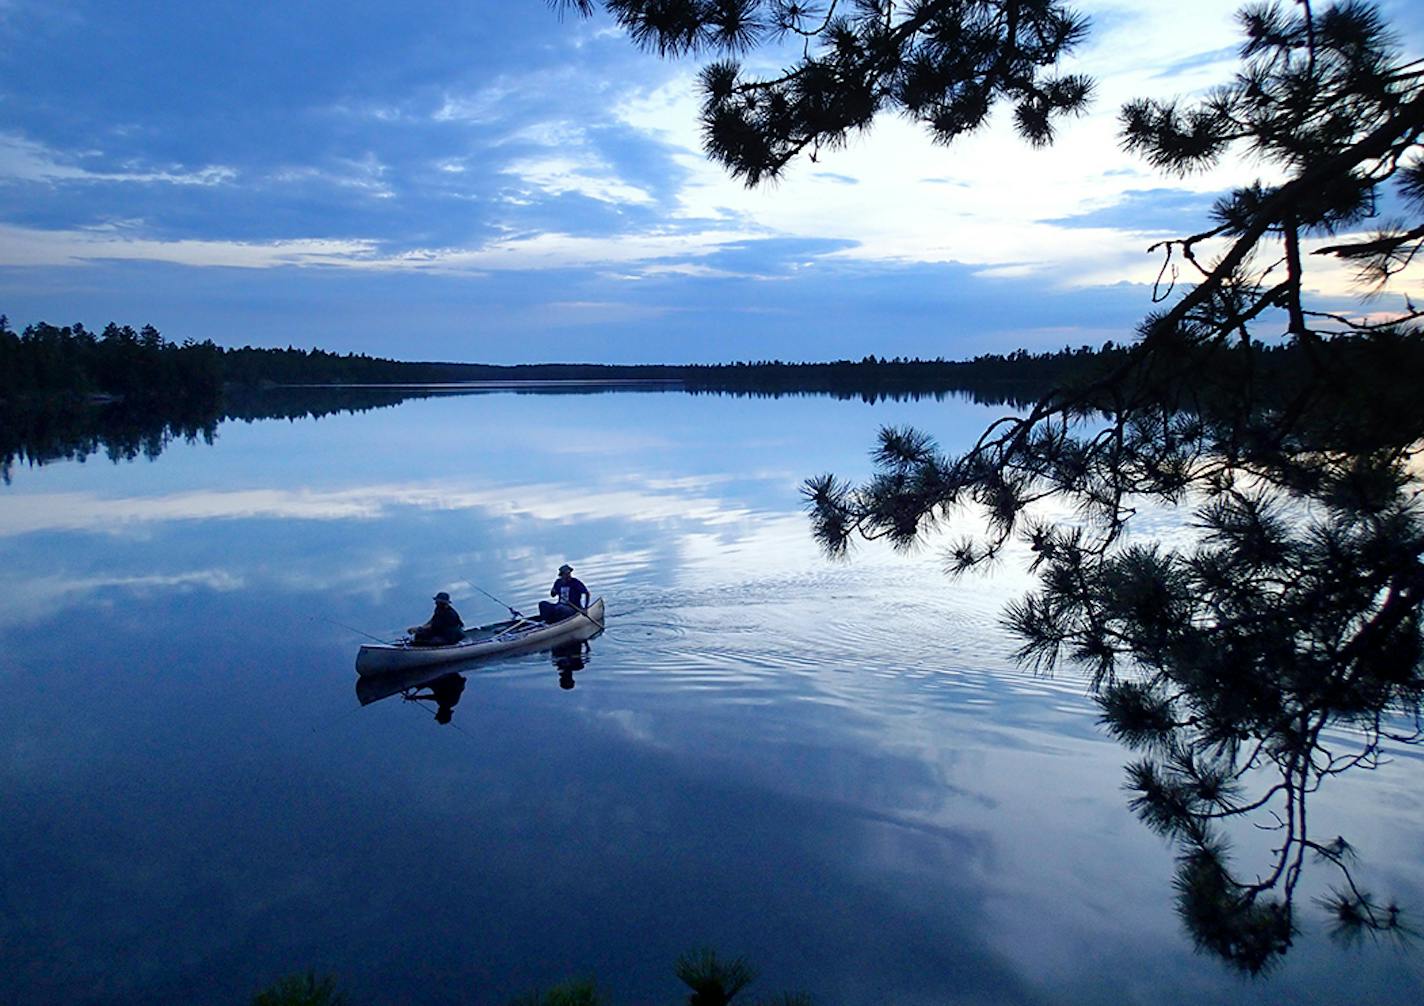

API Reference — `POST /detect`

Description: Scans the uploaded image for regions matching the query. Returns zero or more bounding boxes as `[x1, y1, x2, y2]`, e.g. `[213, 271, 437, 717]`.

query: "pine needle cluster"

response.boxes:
[552, 1, 1092, 183]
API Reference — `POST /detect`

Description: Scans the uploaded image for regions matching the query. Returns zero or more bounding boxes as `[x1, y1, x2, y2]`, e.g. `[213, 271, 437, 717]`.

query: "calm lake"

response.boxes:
[1, 388, 1420, 1005]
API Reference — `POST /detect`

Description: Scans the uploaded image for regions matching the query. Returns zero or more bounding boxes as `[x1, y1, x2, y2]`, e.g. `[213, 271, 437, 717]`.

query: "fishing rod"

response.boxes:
[455, 577, 602, 634]
[311, 615, 396, 645]
[457, 580, 524, 619]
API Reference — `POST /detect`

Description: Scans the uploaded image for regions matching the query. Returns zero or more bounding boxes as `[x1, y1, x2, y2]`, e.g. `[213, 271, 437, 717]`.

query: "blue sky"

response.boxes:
[1, 0, 1421, 364]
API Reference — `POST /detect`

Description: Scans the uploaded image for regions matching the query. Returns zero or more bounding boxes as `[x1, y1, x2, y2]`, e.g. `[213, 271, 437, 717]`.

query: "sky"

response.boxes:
[1, 0, 1421, 364]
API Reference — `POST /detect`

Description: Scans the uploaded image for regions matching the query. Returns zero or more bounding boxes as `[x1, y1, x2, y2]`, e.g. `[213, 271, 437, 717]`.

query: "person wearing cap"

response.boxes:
[538, 563, 590, 623]
[408, 591, 465, 646]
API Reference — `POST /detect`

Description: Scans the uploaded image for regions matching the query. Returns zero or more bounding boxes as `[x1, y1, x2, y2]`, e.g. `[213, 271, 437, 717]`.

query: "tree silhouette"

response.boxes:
[813, 1, 1424, 969]
[555, 0, 1424, 970]
[550, 0, 1093, 184]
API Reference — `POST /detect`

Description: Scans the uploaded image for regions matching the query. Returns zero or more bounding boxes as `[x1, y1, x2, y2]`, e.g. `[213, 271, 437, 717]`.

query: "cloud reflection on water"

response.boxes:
[0, 473, 783, 536]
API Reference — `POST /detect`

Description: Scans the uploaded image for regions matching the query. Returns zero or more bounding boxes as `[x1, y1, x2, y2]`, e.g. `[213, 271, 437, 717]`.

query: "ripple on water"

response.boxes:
[602, 618, 690, 645]
[578, 558, 1103, 732]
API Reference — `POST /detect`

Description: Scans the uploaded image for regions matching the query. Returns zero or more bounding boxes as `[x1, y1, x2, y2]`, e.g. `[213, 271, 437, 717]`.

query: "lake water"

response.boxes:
[1, 389, 1420, 1005]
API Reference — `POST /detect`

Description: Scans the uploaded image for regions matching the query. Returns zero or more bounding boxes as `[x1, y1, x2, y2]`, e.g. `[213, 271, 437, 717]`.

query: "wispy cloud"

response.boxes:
[433, 86, 510, 124]
[269, 153, 395, 199]
[0, 223, 379, 269]
[501, 154, 655, 206]
[1151, 45, 1241, 78]
[0, 133, 236, 187]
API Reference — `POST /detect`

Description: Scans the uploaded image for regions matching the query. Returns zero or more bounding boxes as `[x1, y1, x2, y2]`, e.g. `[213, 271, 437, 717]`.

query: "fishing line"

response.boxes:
[311, 615, 397, 645]
[400, 690, 474, 737]
[310, 700, 366, 735]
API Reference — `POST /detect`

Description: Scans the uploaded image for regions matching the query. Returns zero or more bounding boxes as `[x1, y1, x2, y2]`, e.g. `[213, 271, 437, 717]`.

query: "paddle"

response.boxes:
[567, 599, 606, 633]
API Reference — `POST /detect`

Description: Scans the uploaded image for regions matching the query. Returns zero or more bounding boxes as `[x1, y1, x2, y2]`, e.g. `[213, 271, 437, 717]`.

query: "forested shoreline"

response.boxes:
[0, 314, 1097, 480]
[1, 314, 1131, 398]
[8, 313, 1423, 405]
[5, 314, 1423, 484]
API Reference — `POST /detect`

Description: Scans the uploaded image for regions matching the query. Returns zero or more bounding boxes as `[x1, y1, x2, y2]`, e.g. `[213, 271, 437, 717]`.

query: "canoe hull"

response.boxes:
[355, 597, 605, 676]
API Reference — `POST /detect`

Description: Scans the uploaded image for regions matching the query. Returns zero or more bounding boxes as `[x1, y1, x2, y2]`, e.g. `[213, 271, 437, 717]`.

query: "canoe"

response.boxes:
[354, 597, 605, 676]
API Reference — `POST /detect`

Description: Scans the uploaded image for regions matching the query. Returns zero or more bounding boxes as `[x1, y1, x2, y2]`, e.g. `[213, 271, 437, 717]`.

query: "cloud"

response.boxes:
[1043, 188, 1224, 233]
[0, 223, 379, 269]
[608, 75, 1230, 289]
[1, 2, 1259, 294]
[0, 133, 236, 187]
[1151, 45, 1241, 79]
[501, 154, 655, 206]
[268, 154, 395, 199]
[433, 87, 510, 125]
[0, 218, 775, 274]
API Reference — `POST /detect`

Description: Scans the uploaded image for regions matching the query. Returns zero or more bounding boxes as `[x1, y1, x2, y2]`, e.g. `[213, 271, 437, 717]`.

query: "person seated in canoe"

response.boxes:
[538, 563, 590, 623]
[408, 591, 464, 646]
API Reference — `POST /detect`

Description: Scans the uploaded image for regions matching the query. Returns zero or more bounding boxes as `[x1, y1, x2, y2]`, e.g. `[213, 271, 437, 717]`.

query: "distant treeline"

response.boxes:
[681, 350, 1124, 403]
[0, 316, 223, 404]
[2, 314, 1130, 399]
[6, 314, 1422, 481]
[10, 316, 1424, 408]
[226, 344, 1132, 397]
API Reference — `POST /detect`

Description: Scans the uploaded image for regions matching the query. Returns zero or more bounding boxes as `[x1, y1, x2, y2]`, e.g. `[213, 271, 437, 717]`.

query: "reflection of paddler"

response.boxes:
[552, 640, 588, 690]
[405, 672, 466, 724]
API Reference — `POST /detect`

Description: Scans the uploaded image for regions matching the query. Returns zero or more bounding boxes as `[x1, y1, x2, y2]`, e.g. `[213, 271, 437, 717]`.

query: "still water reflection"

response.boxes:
[0, 390, 1420, 1004]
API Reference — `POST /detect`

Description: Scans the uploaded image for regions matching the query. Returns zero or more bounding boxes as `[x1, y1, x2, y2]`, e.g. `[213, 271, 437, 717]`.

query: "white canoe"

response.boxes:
[355, 597, 605, 676]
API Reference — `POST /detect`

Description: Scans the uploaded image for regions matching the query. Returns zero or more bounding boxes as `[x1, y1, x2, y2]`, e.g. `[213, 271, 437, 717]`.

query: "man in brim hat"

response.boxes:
[409, 590, 464, 646]
[539, 563, 590, 623]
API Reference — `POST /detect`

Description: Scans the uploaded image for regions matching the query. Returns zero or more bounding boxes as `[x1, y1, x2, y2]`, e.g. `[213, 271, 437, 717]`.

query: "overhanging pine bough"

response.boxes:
[550, 1, 1093, 184]
[552, 0, 1424, 969]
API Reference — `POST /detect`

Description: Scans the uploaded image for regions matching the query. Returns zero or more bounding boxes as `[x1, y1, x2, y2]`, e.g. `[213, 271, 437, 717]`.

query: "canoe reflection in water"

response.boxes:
[356, 667, 469, 724]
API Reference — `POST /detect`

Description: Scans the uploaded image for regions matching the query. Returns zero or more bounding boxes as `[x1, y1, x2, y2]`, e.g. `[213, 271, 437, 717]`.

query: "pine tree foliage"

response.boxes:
[251, 973, 349, 1006]
[558, 0, 1424, 969]
[550, 1, 1093, 183]
[675, 947, 758, 1005]
[802, 1, 1424, 970]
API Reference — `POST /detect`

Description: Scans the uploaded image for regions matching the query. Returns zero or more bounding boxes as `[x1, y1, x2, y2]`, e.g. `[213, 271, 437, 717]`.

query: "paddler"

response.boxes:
[538, 563, 590, 623]
[408, 591, 464, 646]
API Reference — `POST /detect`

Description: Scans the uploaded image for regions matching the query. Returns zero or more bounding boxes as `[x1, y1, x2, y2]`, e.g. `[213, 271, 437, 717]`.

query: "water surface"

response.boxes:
[1, 390, 1420, 1004]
